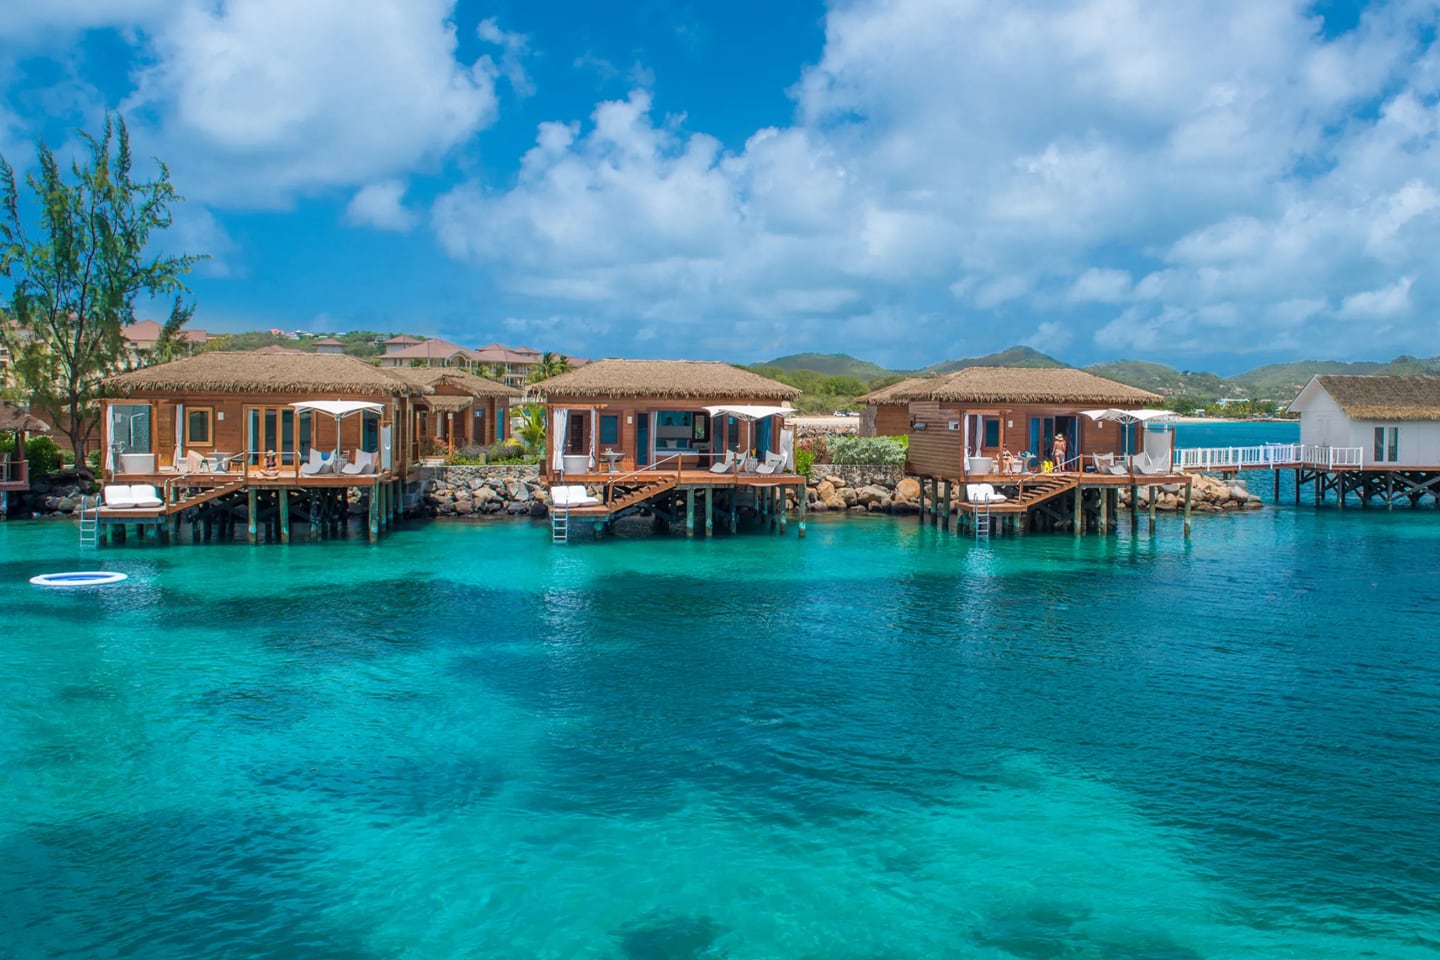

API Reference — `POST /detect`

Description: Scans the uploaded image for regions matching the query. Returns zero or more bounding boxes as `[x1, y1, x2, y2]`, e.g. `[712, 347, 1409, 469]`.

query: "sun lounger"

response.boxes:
[102, 485, 136, 509]
[754, 452, 785, 475]
[1132, 452, 1171, 475]
[128, 484, 163, 508]
[708, 450, 737, 474]
[299, 449, 332, 476]
[550, 484, 601, 507]
[966, 483, 1007, 503]
[340, 450, 376, 475]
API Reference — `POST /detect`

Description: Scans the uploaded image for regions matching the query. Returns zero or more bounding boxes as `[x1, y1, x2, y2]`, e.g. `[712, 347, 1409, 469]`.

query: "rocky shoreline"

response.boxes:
[9, 464, 1262, 522]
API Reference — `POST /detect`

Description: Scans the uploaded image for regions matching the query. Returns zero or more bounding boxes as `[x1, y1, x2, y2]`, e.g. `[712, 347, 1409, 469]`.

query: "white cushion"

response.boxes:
[102, 485, 136, 509]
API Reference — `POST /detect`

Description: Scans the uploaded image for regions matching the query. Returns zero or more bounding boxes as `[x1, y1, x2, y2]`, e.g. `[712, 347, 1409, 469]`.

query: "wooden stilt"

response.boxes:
[686, 488, 695, 537]
[705, 485, 714, 536]
[280, 489, 290, 542]
[368, 484, 379, 542]
[798, 483, 807, 538]
[941, 480, 951, 530]
[1387, 472, 1393, 511]
[1073, 485, 1082, 536]
[1148, 484, 1156, 534]
[1130, 482, 1139, 527]
[1183, 481, 1192, 537]
[917, 478, 925, 525]
[247, 487, 258, 545]
[1274, 470, 1280, 501]
[1098, 485, 1107, 533]
[779, 486, 789, 533]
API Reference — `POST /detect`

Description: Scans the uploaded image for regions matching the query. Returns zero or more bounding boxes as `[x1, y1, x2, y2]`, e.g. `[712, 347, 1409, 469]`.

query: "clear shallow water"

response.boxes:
[2, 494, 1437, 959]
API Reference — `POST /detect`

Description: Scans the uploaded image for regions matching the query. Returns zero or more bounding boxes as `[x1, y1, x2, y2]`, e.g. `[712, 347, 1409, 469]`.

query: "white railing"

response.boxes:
[1173, 444, 1364, 471]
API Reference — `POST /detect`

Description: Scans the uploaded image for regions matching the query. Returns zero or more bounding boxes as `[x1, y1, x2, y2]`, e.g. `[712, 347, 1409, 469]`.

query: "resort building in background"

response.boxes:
[385, 367, 520, 456]
[314, 338, 345, 355]
[530, 359, 807, 541]
[376, 337, 482, 371]
[857, 378, 924, 437]
[472, 343, 543, 387]
[121, 319, 210, 363]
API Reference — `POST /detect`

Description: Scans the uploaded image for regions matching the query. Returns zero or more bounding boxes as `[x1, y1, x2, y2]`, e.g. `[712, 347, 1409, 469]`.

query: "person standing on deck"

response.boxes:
[1052, 433, 1068, 472]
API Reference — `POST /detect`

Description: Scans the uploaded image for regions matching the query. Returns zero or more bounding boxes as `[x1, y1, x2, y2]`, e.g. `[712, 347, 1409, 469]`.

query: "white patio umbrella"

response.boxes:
[1082, 408, 1173, 455]
[291, 400, 384, 462]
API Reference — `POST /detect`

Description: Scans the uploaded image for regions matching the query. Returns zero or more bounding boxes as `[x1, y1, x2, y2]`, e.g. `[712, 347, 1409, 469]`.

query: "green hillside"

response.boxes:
[1231, 355, 1440, 401]
[1085, 360, 1233, 398]
[924, 346, 1066, 374]
[759, 352, 894, 380]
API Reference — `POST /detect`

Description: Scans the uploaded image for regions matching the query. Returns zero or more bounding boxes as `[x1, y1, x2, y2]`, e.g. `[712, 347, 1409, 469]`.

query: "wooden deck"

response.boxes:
[551, 468, 808, 539]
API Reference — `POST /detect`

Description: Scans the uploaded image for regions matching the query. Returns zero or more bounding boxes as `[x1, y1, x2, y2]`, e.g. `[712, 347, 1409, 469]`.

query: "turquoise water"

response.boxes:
[3, 476, 1438, 958]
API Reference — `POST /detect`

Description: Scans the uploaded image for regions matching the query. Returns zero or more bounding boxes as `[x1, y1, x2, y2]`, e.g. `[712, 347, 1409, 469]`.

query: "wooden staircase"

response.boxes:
[1006, 475, 1077, 509]
[165, 478, 247, 513]
[594, 476, 679, 515]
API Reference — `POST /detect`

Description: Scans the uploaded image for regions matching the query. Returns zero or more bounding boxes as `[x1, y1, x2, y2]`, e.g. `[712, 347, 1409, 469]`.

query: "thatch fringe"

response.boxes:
[916, 367, 1161, 405]
[530, 359, 801, 400]
[1315, 375, 1440, 421]
[105, 351, 430, 396]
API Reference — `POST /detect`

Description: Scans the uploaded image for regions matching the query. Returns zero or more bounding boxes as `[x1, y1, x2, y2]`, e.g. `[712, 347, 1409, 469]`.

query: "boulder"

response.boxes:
[528, 501, 548, 518]
[473, 485, 499, 505]
[895, 477, 921, 501]
[815, 480, 836, 501]
[822, 494, 847, 511]
[453, 499, 474, 515]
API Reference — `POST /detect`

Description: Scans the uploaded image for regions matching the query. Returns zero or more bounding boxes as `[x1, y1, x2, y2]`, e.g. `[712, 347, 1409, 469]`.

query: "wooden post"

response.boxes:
[1274, 469, 1280, 501]
[368, 484, 380, 542]
[704, 485, 713, 536]
[1148, 484, 1156, 534]
[917, 478, 925, 525]
[172, 512, 182, 542]
[1098, 484, 1107, 534]
[779, 486, 788, 533]
[1387, 471, 1393, 511]
[1183, 481, 1192, 537]
[1129, 482, 1139, 527]
[798, 483, 807, 538]
[1337, 473, 1344, 510]
[941, 480, 951, 530]
[686, 487, 695, 537]
[280, 489, 290, 543]
[1073, 485, 1082, 536]
[247, 487, 258, 545]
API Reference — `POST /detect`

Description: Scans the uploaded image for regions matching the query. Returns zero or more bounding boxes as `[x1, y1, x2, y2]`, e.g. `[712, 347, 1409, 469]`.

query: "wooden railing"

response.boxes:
[0, 458, 29, 486]
[1173, 443, 1365, 471]
[601, 453, 682, 504]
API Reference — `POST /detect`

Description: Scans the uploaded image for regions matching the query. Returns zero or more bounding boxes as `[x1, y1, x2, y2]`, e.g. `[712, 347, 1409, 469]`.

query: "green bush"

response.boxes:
[795, 447, 815, 479]
[19, 436, 65, 475]
[825, 435, 908, 465]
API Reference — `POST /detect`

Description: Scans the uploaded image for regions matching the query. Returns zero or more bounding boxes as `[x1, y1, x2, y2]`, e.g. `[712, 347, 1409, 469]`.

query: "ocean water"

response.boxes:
[3, 466, 1438, 958]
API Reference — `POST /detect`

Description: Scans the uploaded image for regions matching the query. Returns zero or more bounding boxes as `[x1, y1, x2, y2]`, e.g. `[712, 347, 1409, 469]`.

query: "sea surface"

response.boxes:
[4, 419, 1438, 959]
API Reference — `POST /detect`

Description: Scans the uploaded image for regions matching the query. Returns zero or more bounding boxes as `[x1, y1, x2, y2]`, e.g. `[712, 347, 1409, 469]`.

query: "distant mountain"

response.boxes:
[1230, 356, 1440, 401]
[924, 346, 1067, 374]
[1084, 360, 1233, 399]
[758, 352, 895, 380]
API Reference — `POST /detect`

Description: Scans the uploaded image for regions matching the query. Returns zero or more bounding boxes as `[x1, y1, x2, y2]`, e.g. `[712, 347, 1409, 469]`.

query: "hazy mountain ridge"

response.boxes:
[756, 349, 1440, 403]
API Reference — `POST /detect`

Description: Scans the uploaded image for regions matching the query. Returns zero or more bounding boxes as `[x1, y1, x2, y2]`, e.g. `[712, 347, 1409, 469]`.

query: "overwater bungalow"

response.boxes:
[528, 359, 807, 540]
[95, 351, 428, 543]
[900, 367, 1193, 535]
[1, 401, 49, 515]
[385, 367, 521, 457]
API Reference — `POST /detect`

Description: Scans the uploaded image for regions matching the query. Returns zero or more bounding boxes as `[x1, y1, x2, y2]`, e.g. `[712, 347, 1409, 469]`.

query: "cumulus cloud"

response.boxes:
[427, 0, 1440, 363]
[1339, 276, 1414, 319]
[345, 180, 418, 232]
[115, 0, 500, 205]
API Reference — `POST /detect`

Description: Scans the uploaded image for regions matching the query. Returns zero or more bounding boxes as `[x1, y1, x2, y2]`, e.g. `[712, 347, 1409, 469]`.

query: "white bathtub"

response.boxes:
[967, 456, 994, 475]
[118, 452, 156, 474]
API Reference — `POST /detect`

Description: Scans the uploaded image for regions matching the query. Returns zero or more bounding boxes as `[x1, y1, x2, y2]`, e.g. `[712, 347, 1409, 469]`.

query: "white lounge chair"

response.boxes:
[341, 450, 375, 475]
[128, 484, 163, 508]
[550, 484, 601, 507]
[966, 483, 1007, 503]
[1132, 452, 1170, 475]
[708, 450, 737, 474]
[102, 485, 137, 509]
[299, 449, 332, 476]
[754, 452, 785, 475]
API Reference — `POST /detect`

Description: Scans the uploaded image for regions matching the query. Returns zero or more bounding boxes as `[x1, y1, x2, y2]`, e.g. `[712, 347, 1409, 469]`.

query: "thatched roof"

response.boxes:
[0, 402, 49, 433]
[105, 351, 429, 396]
[423, 395, 476, 413]
[858, 378, 927, 405]
[530, 359, 802, 401]
[1312, 375, 1440, 420]
[386, 367, 521, 398]
[917, 367, 1161, 405]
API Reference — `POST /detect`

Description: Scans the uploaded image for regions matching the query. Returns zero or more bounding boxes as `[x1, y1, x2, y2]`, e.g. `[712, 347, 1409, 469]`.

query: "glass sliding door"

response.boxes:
[246, 406, 299, 466]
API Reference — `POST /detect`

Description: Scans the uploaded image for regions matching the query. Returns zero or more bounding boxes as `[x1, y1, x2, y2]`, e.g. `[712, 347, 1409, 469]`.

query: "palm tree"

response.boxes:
[510, 403, 546, 453]
[528, 351, 571, 384]
[479, 362, 507, 383]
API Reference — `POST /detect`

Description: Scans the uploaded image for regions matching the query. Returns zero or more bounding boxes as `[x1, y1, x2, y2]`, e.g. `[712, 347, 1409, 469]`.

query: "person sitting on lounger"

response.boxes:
[262, 449, 279, 478]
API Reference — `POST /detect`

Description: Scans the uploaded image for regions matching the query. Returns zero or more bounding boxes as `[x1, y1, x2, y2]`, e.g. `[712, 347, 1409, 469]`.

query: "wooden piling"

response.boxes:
[686, 488, 695, 537]
[1183, 481, 1192, 537]
[247, 487, 258, 545]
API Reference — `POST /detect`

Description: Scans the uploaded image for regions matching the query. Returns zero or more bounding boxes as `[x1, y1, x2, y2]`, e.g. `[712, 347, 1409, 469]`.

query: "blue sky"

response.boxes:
[1, 0, 1436, 373]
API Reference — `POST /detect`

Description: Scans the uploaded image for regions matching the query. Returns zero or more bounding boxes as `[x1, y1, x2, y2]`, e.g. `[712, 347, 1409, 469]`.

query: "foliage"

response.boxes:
[0, 433, 65, 474]
[794, 446, 815, 479]
[755, 352, 894, 380]
[527, 351, 572, 383]
[442, 440, 538, 466]
[510, 403, 546, 453]
[0, 114, 204, 457]
[1085, 360, 1233, 402]
[803, 435, 830, 464]
[925, 346, 1066, 374]
[825, 434, 909, 465]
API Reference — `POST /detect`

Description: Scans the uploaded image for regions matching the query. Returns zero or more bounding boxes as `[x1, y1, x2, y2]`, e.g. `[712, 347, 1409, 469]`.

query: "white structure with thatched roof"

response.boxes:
[1289, 374, 1440, 468]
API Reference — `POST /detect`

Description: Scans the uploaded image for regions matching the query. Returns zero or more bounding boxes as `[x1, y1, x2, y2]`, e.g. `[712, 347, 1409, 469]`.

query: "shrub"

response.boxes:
[21, 436, 65, 475]
[825, 435, 908, 466]
[795, 447, 815, 479]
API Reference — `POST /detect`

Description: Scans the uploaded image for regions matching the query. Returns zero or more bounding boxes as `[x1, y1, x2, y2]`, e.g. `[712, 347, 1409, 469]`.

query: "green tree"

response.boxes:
[511, 403, 547, 453]
[0, 114, 204, 457]
[528, 351, 572, 383]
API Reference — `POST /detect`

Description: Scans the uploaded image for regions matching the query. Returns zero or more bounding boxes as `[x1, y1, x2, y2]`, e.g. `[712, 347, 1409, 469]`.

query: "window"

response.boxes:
[112, 403, 151, 452]
[983, 418, 1000, 447]
[1373, 426, 1398, 463]
[186, 407, 213, 446]
[600, 415, 619, 445]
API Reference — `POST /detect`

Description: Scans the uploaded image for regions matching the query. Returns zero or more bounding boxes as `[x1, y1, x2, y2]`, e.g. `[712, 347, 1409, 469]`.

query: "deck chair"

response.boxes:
[966, 483, 1007, 503]
[1134, 452, 1171, 475]
[1091, 453, 1115, 473]
[341, 450, 375, 475]
[754, 452, 785, 475]
[550, 484, 600, 507]
[299, 448, 332, 476]
[708, 450, 737, 474]
[101, 485, 137, 509]
[128, 484, 163, 508]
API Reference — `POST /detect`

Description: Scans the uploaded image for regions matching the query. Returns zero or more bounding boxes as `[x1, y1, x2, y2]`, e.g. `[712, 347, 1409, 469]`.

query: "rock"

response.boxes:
[505, 500, 529, 514]
[56, 496, 78, 514]
[815, 480, 836, 501]
[453, 499, 474, 515]
[822, 494, 846, 510]
[473, 485, 499, 505]
[528, 501, 548, 518]
[824, 475, 847, 488]
[841, 489, 858, 507]
[895, 477, 921, 501]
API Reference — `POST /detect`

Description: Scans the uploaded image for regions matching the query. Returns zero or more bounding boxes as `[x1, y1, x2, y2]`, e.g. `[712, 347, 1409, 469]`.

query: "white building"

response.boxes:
[1288, 375, 1440, 468]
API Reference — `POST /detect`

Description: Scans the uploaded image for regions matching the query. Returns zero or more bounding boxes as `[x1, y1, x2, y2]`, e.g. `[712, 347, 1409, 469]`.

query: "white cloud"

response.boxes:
[1068, 268, 1133, 304]
[1339, 276, 1414, 319]
[345, 180, 418, 232]
[477, 17, 533, 98]
[118, 0, 500, 205]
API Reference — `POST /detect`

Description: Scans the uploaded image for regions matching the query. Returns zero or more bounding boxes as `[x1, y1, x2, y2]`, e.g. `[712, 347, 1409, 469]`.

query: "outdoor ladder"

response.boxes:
[78, 495, 99, 545]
